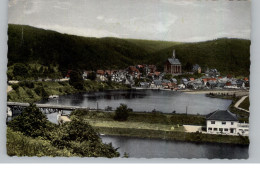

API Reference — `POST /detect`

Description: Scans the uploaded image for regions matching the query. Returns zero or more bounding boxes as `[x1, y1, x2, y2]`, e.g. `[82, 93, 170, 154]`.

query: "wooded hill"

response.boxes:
[8, 24, 250, 77]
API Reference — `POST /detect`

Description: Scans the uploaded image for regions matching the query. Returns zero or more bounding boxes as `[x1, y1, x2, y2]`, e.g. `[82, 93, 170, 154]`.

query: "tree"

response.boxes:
[114, 104, 130, 121]
[184, 61, 193, 72]
[7, 104, 49, 138]
[13, 63, 28, 79]
[69, 70, 84, 90]
[163, 73, 173, 80]
[87, 72, 96, 81]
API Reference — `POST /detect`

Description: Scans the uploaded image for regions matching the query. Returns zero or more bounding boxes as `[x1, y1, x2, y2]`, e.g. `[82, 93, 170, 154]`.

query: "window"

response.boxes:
[224, 128, 228, 131]
[211, 121, 215, 124]
[208, 128, 212, 131]
[231, 122, 234, 125]
[222, 122, 226, 125]
[219, 128, 223, 132]
[214, 128, 218, 131]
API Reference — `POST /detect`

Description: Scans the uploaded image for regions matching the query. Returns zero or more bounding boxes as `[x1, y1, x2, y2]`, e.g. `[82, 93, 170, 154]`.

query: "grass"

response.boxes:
[7, 128, 76, 157]
[95, 126, 249, 145]
[70, 110, 249, 145]
[73, 111, 206, 126]
[7, 80, 129, 103]
[239, 97, 250, 111]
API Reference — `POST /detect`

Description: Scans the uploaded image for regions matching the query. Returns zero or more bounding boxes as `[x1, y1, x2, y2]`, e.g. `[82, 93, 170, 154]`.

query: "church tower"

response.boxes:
[172, 49, 175, 59]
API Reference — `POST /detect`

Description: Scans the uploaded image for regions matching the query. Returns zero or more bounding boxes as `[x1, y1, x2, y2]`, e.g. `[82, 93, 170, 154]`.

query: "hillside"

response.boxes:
[146, 38, 250, 76]
[8, 24, 250, 77]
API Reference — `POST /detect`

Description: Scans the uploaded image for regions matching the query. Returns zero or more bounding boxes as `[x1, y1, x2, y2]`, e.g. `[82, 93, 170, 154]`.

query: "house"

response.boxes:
[170, 78, 178, 84]
[128, 66, 140, 79]
[96, 70, 107, 81]
[151, 80, 163, 89]
[148, 65, 157, 73]
[206, 110, 239, 135]
[82, 71, 89, 79]
[192, 64, 201, 74]
[164, 50, 182, 75]
[139, 82, 150, 88]
[206, 68, 220, 77]
[206, 110, 249, 136]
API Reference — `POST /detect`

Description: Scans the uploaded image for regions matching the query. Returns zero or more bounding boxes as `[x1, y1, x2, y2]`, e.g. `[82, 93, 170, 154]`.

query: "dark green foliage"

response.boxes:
[184, 61, 193, 72]
[127, 113, 205, 126]
[6, 128, 75, 157]
[163, 73, 173, 80]
[7, 105, 120, 157]
[87, 72, 96, 80]
[34, 86, 48, 99]
[114, 104, 129, 121]
[18, 81, 34, 88]
[11, 84, 19, 90]
[48, 115, 119, 158]
[148, 38, 250, 76]
[96, 126, 249, 145]
[12, 63, 28, 79]
[8, 104, 49, 138]
[70, 109, 89, 116]
[239, 97, 250, 111]
[8, 24, 250, 77]
[69, 70, 84, 90]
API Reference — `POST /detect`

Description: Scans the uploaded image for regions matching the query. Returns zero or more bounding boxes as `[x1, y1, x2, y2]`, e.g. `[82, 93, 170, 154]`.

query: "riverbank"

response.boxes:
[7, 80, 129, 103]
[71, 110, 249, 145]
[95, 126, 249, 145]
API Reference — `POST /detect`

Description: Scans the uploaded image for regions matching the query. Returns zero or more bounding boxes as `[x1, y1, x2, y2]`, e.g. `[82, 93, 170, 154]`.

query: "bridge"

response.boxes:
[7, 102, 93, 115]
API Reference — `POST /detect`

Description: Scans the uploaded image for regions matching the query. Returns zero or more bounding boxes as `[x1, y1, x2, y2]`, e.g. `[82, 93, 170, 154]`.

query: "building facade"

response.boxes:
[164, 50, 182, 75]
[206, 110, 249, 136]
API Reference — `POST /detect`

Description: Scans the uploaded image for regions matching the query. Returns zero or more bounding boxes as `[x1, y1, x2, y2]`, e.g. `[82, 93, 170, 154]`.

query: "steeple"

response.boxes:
[172, 49, 175, 59]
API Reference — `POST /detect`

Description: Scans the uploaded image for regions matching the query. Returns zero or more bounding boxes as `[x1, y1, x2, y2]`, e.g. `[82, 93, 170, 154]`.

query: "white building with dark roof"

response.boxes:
[206, 110, 249, 136]
[164, 50, 182, 75]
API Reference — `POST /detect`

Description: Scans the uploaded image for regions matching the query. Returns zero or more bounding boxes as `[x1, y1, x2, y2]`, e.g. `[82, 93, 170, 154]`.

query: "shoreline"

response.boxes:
[94, 126, 249, 145]
[100, 134, 249, 147]
[132, 87, 249, 95]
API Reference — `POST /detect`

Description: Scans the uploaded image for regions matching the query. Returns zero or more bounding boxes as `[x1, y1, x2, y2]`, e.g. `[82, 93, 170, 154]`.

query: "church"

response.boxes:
[164, 50, 182, 75]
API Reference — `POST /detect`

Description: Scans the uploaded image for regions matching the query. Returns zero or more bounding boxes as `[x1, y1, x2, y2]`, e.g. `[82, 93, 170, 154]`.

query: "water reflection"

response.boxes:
[38, 89, 232, 114]
[101, 135, 249, 159]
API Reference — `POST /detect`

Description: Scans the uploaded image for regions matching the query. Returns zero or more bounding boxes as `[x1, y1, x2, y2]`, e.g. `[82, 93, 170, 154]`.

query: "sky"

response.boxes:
[8, 0, 251, 42]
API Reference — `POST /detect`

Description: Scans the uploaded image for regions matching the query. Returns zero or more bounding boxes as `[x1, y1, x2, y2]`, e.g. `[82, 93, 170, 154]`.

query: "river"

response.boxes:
[39, 89, 248, 159]
[101, 135, 248, 159]
[39, 89, 232, 115]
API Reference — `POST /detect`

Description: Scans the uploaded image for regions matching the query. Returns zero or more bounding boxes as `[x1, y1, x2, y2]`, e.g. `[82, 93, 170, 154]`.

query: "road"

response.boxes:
[234, 96, 249, 113]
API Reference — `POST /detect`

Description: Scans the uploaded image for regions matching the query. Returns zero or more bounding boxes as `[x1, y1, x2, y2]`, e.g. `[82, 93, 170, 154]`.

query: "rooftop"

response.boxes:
[168, 58, 181, 65]
[206, 110, 238, 121]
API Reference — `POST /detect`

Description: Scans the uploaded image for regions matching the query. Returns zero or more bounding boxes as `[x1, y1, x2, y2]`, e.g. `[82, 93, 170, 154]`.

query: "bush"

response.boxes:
[7, 104, 49, 138]
[114, 104, 129, 121]
[11, 84, 19, 90]
[69, 70, 84, 90]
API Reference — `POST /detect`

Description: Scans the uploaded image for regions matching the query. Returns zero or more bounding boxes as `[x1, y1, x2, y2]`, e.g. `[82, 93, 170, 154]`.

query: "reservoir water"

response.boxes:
[101, 135, 248, 159]
[39, 89, 248, 159]
[39, 89, 232, 115]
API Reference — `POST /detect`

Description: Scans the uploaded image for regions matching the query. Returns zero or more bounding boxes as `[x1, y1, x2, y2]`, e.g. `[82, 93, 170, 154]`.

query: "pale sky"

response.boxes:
[8, 0, 251, 42]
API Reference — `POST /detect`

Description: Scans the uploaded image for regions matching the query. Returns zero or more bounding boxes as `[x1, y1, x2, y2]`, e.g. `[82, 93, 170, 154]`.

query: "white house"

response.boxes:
[206, 110, 249, 136]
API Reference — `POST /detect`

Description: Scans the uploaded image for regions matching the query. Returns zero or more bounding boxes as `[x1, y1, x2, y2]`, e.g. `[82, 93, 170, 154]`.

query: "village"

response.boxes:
[81, 50, 250, 91]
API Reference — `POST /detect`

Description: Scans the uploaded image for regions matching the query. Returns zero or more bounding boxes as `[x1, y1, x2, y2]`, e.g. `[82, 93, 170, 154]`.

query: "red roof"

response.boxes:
[154, 72, 161, 76]
[129, 66, 140, 73]
[97, 70, 105, 75]
[227, 74, 232, 78]
[202, 78, 208, 83]
[207, 78, 217, 81]
[226, 82, 231, 86]
[244, 77, 249, 81]
[189, 78, 195, 81]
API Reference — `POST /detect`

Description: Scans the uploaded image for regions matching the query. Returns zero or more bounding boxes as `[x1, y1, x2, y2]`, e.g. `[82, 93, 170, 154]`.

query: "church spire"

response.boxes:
[172, 49, 175, 59]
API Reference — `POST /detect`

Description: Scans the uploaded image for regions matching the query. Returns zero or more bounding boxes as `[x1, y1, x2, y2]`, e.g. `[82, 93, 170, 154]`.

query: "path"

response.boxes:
[7, 86, 12, 93]
[234, 96, 249, 113]
[183, 125, 202, 133]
